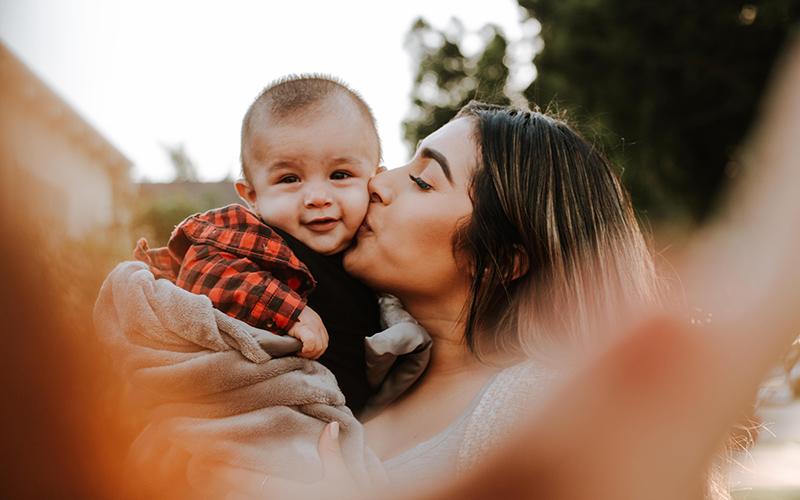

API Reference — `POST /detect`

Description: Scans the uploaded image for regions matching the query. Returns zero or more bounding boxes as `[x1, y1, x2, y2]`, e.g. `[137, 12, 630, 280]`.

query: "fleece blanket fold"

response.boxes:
[94, 261, 389, 491]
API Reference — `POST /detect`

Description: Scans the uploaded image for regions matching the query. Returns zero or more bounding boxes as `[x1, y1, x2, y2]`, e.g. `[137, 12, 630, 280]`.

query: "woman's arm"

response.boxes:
[202, 422, 386, 500]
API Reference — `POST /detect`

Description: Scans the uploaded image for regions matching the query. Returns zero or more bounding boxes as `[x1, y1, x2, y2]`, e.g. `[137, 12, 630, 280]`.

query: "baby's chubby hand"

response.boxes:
[287, 306, 329, 360]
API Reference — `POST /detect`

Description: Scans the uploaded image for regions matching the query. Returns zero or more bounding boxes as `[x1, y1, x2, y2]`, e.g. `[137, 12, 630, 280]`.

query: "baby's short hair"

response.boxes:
[240, 74, 380, 181]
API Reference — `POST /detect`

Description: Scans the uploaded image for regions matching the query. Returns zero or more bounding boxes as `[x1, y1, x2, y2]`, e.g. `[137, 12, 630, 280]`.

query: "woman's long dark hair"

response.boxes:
[453, 101, 660, 357]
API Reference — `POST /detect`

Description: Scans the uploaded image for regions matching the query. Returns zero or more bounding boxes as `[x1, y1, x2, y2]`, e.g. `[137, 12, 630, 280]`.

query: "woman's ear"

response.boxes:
[234, 179, 257, 209]
[510, 246, 529, 282]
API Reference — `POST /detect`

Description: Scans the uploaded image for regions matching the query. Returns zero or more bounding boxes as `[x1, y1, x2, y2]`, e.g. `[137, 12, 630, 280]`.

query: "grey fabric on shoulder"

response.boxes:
[93, 261, 383, 492]
[362, 295, 432, 421]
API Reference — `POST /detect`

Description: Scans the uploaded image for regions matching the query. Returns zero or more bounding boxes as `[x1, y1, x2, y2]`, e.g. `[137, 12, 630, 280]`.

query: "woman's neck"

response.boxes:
[400, 294, 484, 378]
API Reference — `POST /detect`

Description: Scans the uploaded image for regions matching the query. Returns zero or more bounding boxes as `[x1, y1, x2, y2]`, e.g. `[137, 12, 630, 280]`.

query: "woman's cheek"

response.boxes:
[396, 213, 453, 275]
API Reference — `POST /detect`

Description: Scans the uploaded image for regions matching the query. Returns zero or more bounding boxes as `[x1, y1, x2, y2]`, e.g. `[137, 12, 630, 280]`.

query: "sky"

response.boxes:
[0, 0, 538, 182]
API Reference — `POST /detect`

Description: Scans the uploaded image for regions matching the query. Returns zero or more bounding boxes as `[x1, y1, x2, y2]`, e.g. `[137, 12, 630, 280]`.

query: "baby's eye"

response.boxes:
[278, 175, 300, 184]
[409, 174, 432, 191]
[331, 170, 353, 180]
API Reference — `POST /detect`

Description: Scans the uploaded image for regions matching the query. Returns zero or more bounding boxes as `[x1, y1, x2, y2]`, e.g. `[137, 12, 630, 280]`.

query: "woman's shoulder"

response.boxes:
[457, 360, 558, 472]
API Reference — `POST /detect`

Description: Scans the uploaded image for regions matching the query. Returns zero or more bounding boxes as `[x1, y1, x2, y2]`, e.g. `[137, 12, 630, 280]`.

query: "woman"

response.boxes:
[344, 101, 660, 482]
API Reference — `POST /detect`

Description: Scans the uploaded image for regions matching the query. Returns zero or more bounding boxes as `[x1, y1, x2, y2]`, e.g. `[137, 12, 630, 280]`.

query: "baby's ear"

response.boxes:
[234, 179, 257, 208]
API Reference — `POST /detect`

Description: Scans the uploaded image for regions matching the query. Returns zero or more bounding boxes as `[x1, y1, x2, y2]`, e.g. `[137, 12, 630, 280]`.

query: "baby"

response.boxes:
[135, 75, 383, 413]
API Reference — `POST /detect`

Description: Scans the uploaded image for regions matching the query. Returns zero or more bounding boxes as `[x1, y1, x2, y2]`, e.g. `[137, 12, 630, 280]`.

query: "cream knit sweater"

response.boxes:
[457, 361, 555, 472]
[383, 361, 555, 485]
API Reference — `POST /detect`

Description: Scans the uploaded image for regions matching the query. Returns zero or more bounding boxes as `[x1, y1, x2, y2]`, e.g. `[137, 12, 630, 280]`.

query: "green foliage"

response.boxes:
[132, 185, 237, 246]
[162, 142, 199, 182]
[403, 18, 511, 156]
[132, 194, 200, 245]
[134, 143, 239, 246]
[403, 2, 800, 223]
[520, 0, 800, 222]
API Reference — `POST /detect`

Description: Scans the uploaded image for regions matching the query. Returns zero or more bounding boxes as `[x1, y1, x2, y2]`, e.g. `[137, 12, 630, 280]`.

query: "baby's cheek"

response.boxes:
[255, 192, 298, 229]
[341, 184, 371, 226]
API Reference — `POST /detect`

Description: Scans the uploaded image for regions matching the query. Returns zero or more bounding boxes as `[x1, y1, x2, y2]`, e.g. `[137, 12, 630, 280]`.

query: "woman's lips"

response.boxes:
[304, 218, 339, 232]
[357, 219, 373, 237]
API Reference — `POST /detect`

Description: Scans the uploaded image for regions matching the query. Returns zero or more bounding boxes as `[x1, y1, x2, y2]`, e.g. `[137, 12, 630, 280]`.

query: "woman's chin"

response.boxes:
[342, 238, 369, 275]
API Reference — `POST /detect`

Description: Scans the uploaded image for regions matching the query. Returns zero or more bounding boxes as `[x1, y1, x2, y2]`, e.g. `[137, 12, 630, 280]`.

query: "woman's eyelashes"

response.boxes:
[409, 174, 433, 191]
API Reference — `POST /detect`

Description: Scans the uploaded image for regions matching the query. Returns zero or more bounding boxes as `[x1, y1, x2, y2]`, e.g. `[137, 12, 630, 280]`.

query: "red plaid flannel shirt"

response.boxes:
[134, 204, 316, 334]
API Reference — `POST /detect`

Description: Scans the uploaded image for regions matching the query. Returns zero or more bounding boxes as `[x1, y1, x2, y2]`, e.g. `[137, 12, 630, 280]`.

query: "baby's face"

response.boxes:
[243, 98, 379, 255]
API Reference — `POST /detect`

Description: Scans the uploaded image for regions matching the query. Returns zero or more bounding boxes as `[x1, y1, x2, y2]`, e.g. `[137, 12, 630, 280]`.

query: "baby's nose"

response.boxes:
[303, 189, 333, 208]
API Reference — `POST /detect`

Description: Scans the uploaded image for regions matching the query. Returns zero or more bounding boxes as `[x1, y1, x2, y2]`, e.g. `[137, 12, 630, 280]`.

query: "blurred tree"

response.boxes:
[403, 18, 510, 155]
[162, 142, 199, 182]
[133, 144, 239, 245]
[522, 0, 800, 222]
[132, 194, 202, 245]
[404, 2, 800, 223]
[132, 183, 239, 246]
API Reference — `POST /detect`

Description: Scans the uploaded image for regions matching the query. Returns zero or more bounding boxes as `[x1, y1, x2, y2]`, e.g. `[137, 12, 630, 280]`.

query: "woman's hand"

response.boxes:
[197, 422, 383, 500]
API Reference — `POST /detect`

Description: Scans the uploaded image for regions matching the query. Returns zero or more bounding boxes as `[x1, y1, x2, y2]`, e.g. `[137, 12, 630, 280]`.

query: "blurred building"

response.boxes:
[0, 42, 133, 241]
[137, 180, 240, 208]
[132, 180, 241, 245]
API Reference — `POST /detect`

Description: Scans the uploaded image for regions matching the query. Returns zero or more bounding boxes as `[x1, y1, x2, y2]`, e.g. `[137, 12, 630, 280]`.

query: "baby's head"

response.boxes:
[236, 75, 381, 255]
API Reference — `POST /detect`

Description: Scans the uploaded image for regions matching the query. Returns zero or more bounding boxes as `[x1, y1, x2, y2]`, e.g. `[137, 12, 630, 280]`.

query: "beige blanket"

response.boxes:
[94, 261, 412, 494]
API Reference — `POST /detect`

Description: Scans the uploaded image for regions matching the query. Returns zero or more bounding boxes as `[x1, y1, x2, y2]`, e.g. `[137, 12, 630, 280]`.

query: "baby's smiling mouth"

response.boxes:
[304, 217, 340, 232]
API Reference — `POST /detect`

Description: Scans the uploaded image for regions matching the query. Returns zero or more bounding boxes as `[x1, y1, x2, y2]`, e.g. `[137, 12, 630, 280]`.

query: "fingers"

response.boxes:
[188, 459, 267, 499]
[317, 327, 329, 357]
[189, 426, 356, 500]
[288, 326, 317, 359]
[299, 329, 321, 359]
[370, 457, 390, 488]
[298, 328, 318, 358]
[295, 327, 328, 360]
[198, 460, 320, 500]
[291, 306, 329, 359]
[317, 422, 352, 483]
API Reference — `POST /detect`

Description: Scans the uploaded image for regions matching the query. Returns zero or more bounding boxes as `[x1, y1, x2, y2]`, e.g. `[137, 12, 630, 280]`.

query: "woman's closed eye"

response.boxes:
[409, 174, 432, 191]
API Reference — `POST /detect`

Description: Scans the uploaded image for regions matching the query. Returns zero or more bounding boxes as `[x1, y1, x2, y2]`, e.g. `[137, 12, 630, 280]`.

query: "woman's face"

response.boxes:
[343, 117, 477, 299]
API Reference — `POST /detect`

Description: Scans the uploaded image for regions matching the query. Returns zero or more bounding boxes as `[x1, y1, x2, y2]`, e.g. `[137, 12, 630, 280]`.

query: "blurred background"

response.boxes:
[1, 1, 798, 498]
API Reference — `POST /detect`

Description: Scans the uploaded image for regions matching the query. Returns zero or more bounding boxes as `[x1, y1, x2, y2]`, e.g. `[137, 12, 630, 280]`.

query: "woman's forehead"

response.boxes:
[419, 117, 478, 180]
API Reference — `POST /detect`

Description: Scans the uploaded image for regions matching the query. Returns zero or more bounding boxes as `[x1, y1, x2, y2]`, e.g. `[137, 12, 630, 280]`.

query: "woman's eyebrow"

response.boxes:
[420, 147, 453, 185]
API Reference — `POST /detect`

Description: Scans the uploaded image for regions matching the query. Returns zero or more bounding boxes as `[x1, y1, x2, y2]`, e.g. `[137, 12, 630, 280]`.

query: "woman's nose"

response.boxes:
[368, 168, 394, 205]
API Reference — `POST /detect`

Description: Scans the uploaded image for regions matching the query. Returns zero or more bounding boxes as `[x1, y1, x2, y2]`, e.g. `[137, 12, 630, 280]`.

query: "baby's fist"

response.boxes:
[288, 306, 329, 359]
